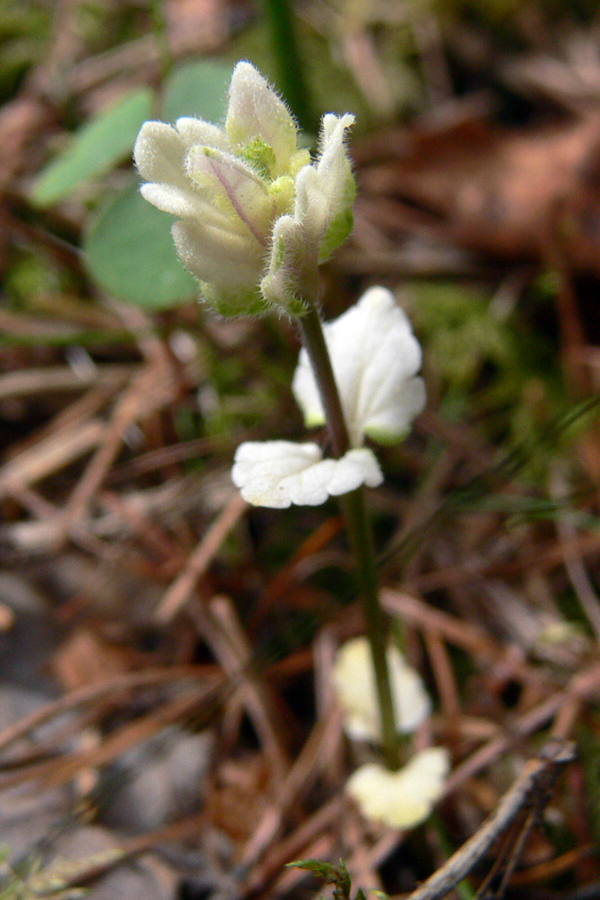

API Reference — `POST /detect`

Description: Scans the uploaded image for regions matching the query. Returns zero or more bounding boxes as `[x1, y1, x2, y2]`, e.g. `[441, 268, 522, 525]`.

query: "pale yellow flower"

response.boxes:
[332, 636, 432, 741]
[347, 748, 450, 829]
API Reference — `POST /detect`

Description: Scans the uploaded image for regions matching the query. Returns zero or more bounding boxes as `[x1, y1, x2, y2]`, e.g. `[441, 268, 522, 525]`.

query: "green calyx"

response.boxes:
[363, 424, 407, 446]
[238, 138, 277, 179]
[200, 282, 272, 318]
[318, 208, 353, 263]
[318, 173, 356, 263]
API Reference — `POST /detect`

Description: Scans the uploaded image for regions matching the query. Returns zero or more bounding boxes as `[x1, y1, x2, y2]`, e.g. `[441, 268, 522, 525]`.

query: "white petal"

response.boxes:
[293, 287, 426, 446]
[332, 637, 432, 741]
[134, 121, 190, 188]
[175, 118, 230, 151]
[140, 183, 239, 231]
[327, 448, 383, 495]
[226, 62, 298, 177]
[135, 122, 242, 232]
[186, 146, 273, 245]
[172, 220, 264, 289]
[291, 346, 326, 430]
[347, 749, 450, 829]
[363, 376, 427, 445]
[231, 442, 382, 509]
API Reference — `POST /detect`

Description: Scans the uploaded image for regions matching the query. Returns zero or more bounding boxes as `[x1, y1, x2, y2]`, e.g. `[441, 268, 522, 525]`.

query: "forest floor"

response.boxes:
[2, 2, 600, 899]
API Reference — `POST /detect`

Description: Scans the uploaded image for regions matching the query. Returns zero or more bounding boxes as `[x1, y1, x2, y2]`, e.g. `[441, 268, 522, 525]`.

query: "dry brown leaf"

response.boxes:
[359, 113, 600, 276]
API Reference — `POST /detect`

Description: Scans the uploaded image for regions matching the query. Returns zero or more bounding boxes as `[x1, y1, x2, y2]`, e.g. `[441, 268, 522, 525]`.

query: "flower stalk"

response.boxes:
[261, 0, 313, 133]
[297, 304, 350, 458]
[135, 61, 427, 775]
[298, 299, 400, 770]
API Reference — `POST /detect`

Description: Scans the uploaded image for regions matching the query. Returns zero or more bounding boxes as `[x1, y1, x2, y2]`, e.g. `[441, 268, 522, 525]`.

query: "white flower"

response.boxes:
[231, 442, 382, 509]
[293, 286, 426, 447]
[134, 61, 355, 317]
[347, 748, 450, 829]
[230, 287, 425, 508]
[332, 637, 431, 742]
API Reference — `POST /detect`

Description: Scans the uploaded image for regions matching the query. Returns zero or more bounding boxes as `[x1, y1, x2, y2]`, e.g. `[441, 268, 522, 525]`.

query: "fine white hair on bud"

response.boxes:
[260, 112, 356, 311]
[134, 61, 356, 318]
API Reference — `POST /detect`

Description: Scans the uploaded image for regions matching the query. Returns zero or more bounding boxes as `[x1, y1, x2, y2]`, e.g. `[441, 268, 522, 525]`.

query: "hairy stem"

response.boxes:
[298, 302, 400, 770]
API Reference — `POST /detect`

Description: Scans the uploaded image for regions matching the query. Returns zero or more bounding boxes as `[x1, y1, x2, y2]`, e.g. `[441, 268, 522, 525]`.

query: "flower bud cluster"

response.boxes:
[134, 62, 355, 317]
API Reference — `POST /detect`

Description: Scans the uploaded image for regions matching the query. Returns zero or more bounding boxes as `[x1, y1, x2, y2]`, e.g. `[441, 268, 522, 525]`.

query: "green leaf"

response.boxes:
[287, 859, 354, 900]
[30, 88, 153, 207]
[286, 860, 339, 879]
[318, 208, 354, 263]
[84, 179, 197, 309]
[162, 59, 234, 123]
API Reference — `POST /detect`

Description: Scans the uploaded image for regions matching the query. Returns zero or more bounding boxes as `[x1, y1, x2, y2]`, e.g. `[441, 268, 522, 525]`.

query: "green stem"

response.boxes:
[298, 303, 400, 770]
[342, 488, 400, 770]
[298, 305, 349, 458]
[148, 0, 173, 84]
[261, 0, 314, 133]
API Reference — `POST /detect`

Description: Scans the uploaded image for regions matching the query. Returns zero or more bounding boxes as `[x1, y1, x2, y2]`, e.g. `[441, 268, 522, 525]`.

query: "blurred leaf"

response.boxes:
[410, 282, 516, 391]
[575, 727, 600, 849]
[0, 0, 49, 40]
[30, 88, 152, 207]
[0, 37, 42, 95]
[228, 19, 372, 127]
[84, 179, 197, 308]
[162, 59, 234, 122]
[287, 859, 340, 879]
[287, 859, 353, 900]
[0, 0, 50, 101]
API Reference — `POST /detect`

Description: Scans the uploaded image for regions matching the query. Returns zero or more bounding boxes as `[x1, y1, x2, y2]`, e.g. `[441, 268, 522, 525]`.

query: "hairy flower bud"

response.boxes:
[134, 62, 355, 317]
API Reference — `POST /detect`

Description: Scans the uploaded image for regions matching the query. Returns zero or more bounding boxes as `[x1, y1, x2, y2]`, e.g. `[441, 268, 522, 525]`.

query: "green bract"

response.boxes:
[133, 61, 356, 317]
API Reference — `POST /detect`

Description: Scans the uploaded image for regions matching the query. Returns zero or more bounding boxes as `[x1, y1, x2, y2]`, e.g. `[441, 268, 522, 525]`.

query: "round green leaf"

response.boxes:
[30, 88, 153, 207]
[163, 59, 234, 123]
[85, 180, 198, 309]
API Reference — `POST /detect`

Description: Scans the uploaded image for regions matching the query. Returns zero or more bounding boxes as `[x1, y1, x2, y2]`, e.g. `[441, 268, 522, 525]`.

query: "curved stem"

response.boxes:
[298, 301, 400, 770]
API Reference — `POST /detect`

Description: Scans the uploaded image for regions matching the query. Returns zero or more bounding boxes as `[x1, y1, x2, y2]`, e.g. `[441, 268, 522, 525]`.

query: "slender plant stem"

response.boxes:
[342, 488, 400, 769]
[298, 305, 349, 458]
[298, 303, 400, 770]
[148, 0, 173, 84]
[261, 0, 314, 134]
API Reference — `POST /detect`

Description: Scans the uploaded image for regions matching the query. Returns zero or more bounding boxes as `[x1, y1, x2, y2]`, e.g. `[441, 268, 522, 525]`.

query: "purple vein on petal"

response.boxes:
[204, 157, 271, 248]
